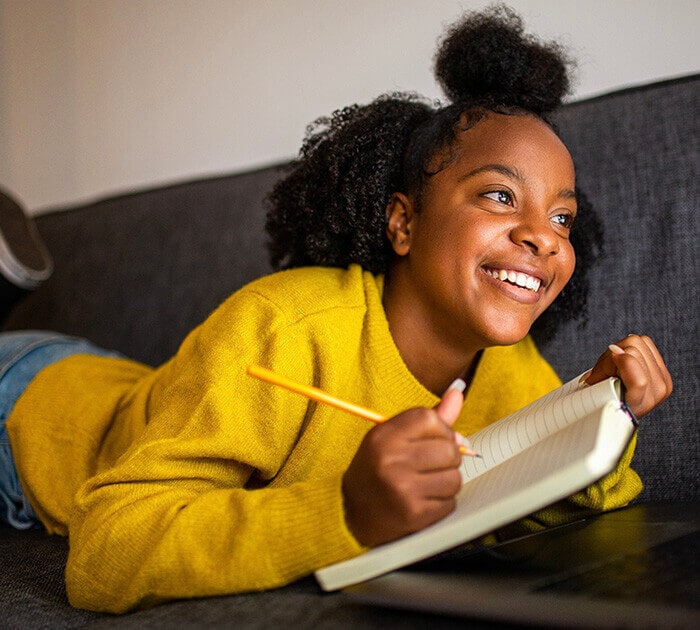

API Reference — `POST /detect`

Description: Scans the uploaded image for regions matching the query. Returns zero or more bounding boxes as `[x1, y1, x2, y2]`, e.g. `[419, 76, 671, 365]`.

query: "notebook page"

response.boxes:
[461, 376, 619, 482]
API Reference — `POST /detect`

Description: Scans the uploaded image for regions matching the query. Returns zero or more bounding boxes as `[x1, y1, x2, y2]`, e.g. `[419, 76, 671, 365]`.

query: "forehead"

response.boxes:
[445, 112, 575, 182]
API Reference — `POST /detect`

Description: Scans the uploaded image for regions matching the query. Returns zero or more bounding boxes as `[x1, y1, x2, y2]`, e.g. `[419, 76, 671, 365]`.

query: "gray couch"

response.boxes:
[1, 75, 697, 628]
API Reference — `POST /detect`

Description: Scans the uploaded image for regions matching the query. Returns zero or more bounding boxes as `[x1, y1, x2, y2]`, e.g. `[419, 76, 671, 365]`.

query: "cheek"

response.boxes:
[410, 213, 466, 262]
[560, 242, 576, 285]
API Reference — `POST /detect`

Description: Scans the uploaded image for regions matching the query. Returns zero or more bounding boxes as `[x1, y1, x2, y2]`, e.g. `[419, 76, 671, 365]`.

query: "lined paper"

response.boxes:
[461, 376, 620, 482]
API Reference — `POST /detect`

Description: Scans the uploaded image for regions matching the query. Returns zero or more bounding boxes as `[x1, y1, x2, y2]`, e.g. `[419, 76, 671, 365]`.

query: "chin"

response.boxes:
[477, 318, 534, 348]
[488, 332, 530, 348]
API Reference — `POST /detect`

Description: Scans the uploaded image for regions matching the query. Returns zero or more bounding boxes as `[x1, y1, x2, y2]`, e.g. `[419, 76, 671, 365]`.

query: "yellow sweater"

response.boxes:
[7, 265, 642, 612]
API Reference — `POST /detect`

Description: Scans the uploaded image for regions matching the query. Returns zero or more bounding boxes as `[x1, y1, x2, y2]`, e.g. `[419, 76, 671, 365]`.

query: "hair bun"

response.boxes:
[434, 4, 572, 116]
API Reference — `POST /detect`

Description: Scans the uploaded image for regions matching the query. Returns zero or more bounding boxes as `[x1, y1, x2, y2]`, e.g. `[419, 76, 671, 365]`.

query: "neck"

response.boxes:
[382, 269, 483, 396]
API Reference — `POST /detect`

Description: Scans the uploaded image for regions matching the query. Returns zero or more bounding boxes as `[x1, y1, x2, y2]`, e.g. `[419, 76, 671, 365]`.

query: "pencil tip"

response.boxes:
[459, 446, 482, 458]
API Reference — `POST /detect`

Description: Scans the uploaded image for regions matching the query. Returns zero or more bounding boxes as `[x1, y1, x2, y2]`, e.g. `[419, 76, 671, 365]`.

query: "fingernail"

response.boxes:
[454, 431, 473, 449]
[447, 378, 467, 393]
[454, 432, 480, 458]
[608, 344, 625, 355]
[578, 369, 592, 386]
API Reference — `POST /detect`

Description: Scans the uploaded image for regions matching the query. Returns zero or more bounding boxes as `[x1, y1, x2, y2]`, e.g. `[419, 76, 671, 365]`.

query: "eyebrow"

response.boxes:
[460, 163, 521, 181]
[458, 163, 577, 201]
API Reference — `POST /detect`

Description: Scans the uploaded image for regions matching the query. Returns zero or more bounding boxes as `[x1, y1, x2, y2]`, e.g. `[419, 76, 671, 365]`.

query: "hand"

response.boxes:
[342, 382, 465, 547]
[584, 334, 672, 418]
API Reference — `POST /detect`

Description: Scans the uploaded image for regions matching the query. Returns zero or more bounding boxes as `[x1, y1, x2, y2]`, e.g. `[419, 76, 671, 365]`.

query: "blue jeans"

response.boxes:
[0, 331, 119, 529]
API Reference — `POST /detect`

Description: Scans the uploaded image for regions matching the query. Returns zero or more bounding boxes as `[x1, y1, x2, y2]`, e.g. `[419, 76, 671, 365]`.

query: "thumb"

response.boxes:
[435, 378, 466, 426]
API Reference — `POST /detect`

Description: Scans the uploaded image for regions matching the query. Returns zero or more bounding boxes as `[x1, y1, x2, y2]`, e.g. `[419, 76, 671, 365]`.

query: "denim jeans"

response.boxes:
[0, 331, 119, 529]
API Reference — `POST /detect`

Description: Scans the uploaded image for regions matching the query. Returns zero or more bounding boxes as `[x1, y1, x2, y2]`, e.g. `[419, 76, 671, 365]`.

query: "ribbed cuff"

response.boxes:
[262, 475, 367, 585]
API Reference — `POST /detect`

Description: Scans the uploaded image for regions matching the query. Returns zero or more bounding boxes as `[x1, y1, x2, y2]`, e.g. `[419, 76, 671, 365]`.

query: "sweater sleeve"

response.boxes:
[65, 289, 365, 613]
[539, 433, 643, 521]
[496, 419, 642, 540]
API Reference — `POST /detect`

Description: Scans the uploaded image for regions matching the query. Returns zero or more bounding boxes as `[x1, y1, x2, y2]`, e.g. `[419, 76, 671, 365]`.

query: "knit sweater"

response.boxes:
[7, 265, 642, 612]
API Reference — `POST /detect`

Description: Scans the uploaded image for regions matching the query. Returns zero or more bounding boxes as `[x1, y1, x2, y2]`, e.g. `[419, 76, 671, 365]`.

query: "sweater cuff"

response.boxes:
[265, 475, 367, 585]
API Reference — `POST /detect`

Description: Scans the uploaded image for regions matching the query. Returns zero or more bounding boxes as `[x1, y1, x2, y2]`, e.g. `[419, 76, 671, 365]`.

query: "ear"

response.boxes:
[385, 192, 416, 257]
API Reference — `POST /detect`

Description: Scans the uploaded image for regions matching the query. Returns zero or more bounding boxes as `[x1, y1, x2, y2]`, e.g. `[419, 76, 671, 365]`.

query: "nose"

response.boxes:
[510, 212, 560, 256]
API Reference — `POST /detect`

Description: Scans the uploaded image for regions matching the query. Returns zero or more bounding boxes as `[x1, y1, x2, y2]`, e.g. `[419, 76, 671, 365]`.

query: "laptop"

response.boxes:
[343, 502, 700, 628]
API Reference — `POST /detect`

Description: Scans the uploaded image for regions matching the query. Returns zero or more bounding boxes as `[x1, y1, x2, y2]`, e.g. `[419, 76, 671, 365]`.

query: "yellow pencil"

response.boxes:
[246, 364, 479, 457]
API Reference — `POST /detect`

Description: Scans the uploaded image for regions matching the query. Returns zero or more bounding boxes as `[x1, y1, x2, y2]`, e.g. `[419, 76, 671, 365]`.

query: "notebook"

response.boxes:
[316, 376, 637, 590]
[343, 502, 700, 628]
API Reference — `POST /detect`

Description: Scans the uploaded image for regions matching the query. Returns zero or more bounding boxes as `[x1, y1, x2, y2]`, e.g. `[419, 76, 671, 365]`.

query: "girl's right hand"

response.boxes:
[341, 383, 465, 547]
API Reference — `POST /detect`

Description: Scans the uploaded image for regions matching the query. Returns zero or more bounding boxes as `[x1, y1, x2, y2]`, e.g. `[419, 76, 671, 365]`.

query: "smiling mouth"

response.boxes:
[484, 267, 542, 292]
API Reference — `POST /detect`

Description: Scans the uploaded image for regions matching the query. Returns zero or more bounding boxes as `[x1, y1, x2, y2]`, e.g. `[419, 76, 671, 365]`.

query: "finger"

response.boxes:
[402, 495, 458, 534]
[608, 343, 648, 395]
[607, 343, 666, 417]
[389, 407, 455, 441]
[587, 336, 657, 388]
[584, 346, 619, 385]
[420, 496, 458, 526]
[419, 468, 463, 500]
[628, 335, 673, 397]
[617, 335, 656, 372]
[620, 336, 673, 413]
[404, 437, 463, 472]
[585, 343, 648, 412]
[374, 409, 461, 471]
[434, 378, 466, 426]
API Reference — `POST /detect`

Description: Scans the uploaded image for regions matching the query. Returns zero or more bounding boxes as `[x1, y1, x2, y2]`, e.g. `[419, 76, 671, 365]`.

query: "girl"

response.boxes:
[1, 5, 671, 613]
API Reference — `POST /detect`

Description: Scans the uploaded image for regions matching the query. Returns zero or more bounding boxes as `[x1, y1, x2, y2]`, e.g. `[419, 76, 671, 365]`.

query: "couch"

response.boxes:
[1, 74, 697, 628]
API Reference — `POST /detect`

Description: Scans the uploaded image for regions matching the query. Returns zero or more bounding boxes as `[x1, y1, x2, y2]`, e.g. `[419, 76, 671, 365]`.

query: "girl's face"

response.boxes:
[386, 112, 577, 352]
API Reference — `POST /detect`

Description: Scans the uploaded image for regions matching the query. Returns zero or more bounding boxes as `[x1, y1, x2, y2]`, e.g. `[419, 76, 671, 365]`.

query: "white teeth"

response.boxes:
[487, 268, 541, 292]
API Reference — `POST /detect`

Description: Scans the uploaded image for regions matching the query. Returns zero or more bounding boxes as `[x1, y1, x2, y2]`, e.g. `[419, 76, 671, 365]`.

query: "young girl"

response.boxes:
[0, 6, 671, 613]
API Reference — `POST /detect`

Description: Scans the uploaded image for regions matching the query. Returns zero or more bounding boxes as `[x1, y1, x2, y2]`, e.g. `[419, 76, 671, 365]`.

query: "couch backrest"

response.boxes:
[6, 167, 280, 363]
[545, 76, 698, 500]
[5, 75, 698, 501]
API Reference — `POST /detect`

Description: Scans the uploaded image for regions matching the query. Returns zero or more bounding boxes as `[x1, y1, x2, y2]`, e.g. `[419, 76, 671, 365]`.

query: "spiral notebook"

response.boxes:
[316, 376, 636, 591]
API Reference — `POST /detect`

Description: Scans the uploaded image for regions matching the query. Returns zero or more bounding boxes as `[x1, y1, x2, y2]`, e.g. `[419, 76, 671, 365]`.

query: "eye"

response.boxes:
[483, 190, 513, 205]
[552, 212, 575, 229]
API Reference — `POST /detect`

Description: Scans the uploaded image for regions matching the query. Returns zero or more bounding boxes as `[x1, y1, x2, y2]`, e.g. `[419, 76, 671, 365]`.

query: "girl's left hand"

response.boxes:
[584, 334, 672, 418]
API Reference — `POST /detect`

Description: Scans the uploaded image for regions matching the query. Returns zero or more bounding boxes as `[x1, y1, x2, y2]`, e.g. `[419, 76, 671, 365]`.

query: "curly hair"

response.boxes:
[265, 4, 604, 339]
[266, 94, 434, 273]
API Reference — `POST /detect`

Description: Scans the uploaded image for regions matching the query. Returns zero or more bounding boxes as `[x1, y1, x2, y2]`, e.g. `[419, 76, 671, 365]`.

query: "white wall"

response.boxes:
[1, 0, 698, 214]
